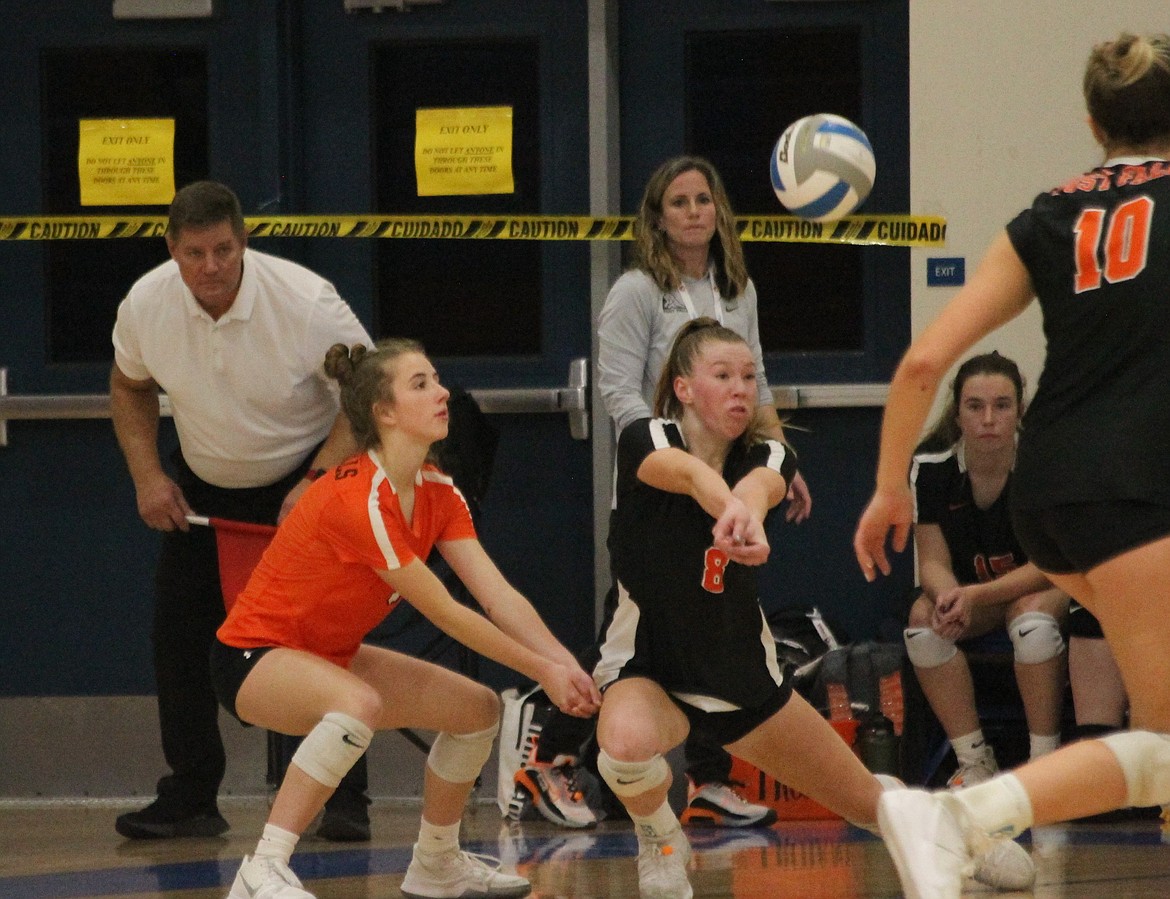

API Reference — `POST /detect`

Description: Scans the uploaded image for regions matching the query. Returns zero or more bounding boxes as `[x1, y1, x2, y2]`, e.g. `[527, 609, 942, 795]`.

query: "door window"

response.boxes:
[685, 28, 865, 353]
[40, 47, 208, 363]
[371, 39, 542, 356]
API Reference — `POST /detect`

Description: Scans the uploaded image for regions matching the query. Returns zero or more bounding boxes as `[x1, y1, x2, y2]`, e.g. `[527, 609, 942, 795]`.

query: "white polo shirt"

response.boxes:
[112, 248, 372, 488]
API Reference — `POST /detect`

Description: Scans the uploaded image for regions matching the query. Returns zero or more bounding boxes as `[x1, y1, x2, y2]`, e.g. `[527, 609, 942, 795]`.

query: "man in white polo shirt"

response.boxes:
[110, 181, 373, 841]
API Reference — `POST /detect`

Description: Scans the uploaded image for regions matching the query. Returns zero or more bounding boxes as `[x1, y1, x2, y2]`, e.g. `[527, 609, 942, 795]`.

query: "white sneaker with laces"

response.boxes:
[636, 829, 693, 899]
[680, 781, 778, 828]
[400, 846, 531, 899]
[226, 854, 315, 899]
[947, 748, 999, 788]
[877, 788, 969, 899]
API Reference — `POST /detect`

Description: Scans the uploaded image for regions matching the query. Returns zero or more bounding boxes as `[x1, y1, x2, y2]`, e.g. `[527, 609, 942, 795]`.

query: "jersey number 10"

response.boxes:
[1073, 195, 1153, 293]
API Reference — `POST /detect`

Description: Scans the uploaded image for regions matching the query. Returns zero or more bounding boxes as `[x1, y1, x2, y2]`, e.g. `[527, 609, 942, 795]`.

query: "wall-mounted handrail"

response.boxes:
[0, 357, 592, 446]
[769, 383, 888, 409]
[0, 361, 886, 447]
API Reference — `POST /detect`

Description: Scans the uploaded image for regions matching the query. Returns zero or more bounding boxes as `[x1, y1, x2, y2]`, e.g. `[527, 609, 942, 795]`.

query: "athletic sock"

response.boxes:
[951, 729, 990, 765]
[255, 823, 299, 864]
[631, 800, 680, 842]
[952, 773, 1034, 840]
[1029, 732, 1060, 760]
[416, 818, 460, 857]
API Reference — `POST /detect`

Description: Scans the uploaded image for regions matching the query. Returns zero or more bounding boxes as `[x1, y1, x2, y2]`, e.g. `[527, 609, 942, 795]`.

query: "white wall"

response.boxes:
[909, 3, 1169, 410]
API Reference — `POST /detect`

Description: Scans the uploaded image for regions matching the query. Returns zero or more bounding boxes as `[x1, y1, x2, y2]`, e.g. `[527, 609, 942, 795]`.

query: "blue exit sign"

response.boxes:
[927, 257, 965, 286]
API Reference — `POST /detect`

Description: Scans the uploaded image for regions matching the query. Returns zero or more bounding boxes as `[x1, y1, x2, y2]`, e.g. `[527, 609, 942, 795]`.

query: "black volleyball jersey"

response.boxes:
[911, 444, 1025, 585]
[1006, 159, 1170, 509]
[596, 417, 797, 710]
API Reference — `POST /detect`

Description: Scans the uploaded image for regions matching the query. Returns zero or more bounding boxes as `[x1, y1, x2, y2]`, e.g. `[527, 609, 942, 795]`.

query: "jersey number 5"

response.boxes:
[1073, 196, 1153, 293]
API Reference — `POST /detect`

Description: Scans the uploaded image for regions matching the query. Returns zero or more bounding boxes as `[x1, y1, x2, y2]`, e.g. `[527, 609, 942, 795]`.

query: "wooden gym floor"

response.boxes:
[2, 797, 1170, 898]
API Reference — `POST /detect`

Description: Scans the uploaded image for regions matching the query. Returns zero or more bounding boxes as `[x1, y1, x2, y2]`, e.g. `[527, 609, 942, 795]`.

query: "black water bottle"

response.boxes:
[857, 711, 899, 776]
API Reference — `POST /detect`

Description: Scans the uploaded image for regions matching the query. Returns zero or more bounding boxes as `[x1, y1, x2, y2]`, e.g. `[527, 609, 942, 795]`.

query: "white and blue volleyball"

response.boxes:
[770, 114, 875, 221]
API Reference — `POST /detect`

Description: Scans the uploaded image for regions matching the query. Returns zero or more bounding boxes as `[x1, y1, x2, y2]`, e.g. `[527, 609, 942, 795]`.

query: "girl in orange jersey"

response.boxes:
[212, 338, 601, 899]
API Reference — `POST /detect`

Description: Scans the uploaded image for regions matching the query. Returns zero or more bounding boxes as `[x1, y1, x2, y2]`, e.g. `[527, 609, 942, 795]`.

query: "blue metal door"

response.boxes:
[0, 0, 597, 705]
[0, 2, 300, 697]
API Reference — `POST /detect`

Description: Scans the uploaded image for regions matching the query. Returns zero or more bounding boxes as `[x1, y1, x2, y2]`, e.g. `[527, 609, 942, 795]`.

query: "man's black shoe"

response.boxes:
[115, 798, 229, 839]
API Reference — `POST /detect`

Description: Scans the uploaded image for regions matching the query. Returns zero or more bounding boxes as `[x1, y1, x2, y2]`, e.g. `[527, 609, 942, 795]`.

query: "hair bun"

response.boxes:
[324, 342, 364, 385]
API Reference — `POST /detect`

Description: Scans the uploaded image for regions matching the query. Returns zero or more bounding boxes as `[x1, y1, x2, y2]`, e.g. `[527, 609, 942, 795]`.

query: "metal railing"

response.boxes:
[769, 383, 888, 410]
[0, 360, 887, 447]
[0, 357, 592, 446]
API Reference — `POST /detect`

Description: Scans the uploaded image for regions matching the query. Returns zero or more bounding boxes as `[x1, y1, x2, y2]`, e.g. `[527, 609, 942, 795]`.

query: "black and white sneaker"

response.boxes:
[513, 754, 598, 829]
[680, 781, 778, 828]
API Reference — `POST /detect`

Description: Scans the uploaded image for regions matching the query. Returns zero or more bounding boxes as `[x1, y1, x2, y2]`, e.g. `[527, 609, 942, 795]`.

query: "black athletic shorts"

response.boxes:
[1067, 601, 1105, 639]
[210, 638, 275, 723]
[670, 681, 794, 746]
[1012, 499, 1170, 575]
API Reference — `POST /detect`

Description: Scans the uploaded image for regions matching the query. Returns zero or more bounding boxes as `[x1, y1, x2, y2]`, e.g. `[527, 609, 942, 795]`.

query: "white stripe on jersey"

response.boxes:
[365, 450, 400, 569]
[757, 607, 785, 687]
[421, 467, 474, 521]
[671, 691, 742, 712]
[594, 581, 641, 691]
[762, 438, 789, 475]
[648, 417, 673, 450]
[909, 443, 959, 523]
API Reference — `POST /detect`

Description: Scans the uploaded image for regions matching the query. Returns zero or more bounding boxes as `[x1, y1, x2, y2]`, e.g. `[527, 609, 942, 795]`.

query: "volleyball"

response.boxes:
[770, 114, 875, 221]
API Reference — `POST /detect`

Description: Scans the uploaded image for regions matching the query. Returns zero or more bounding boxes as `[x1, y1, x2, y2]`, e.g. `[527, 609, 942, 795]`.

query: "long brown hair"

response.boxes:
[632, 156, 749, 298]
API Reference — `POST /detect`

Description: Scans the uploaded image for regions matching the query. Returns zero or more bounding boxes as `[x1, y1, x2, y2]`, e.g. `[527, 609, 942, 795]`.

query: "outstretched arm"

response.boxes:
[637, 446, 786, 566]
[712, 465, 789, 565]
[385, 545, 600, 717]
[637, 446, 736, 518]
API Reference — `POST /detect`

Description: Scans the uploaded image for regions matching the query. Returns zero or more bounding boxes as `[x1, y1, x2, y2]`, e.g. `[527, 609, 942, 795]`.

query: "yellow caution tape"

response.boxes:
[0, 213, 946, 247]
[0, 219, 167, 240]
[737, 214, 946, 247]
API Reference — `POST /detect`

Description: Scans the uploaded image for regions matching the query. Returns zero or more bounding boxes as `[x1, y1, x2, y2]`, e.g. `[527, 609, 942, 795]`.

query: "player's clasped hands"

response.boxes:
[542, 662, 602, 719]
[712, 495, 770, 566]
[931, 587, 972, 641]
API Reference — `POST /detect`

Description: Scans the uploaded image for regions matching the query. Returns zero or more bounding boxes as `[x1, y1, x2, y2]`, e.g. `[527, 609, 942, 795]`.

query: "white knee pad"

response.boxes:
[597, 750, 670, 798]
[291, 712, 372, 789]
[903, 627, 957, 668]
[427, 720, 499, 784]
[1100, 730, 1170, 807]
[1008, 611, 1065, 665]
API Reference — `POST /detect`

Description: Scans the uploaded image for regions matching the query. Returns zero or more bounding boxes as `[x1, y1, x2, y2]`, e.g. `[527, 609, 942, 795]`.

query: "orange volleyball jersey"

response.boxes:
[217, 450, 476, 667]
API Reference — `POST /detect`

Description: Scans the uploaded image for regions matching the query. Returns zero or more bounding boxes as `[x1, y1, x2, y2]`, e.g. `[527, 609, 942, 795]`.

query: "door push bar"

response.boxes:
[0, 357, 592, 446]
